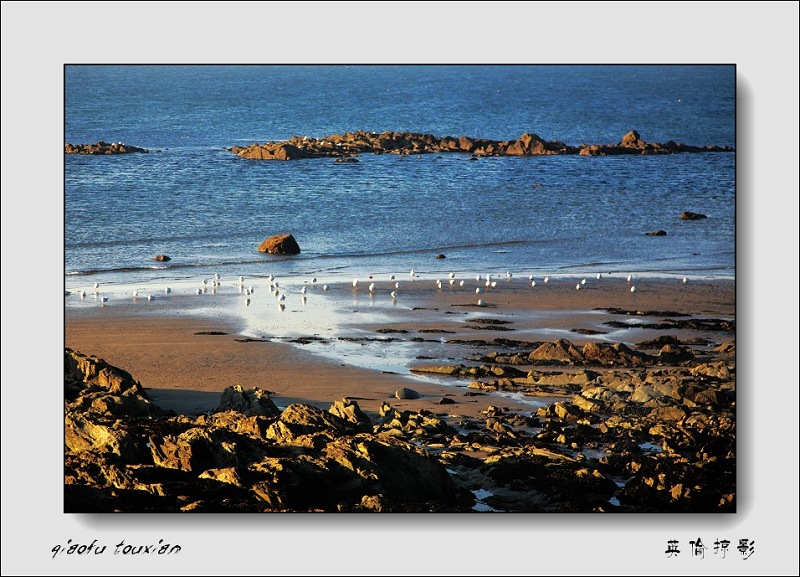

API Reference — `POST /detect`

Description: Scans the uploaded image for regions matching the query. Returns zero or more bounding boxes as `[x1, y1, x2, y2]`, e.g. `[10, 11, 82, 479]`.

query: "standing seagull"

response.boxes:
[630, 286, 636, 293]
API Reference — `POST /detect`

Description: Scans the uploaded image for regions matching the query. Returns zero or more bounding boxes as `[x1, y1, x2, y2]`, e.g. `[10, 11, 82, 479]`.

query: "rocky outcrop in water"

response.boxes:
[65, 141, 148, 155]
[257, 233, 301, 255]
[229, 129, 733, 161]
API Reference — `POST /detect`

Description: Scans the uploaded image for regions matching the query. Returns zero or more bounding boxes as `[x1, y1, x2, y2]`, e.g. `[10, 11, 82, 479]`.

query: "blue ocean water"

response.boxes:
[65, 65, 735, 290]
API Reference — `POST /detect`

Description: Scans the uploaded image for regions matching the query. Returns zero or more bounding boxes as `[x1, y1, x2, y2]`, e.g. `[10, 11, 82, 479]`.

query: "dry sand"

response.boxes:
[65, 275, 735, 421]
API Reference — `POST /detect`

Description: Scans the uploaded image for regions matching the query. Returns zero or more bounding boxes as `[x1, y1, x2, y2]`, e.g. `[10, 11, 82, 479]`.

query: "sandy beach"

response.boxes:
[65, 273, 735, 422]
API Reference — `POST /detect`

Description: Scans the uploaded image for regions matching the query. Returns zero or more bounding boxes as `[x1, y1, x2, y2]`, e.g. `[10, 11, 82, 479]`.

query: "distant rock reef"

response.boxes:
[65, 141, 148, 155]
[229, 129, 734, 161]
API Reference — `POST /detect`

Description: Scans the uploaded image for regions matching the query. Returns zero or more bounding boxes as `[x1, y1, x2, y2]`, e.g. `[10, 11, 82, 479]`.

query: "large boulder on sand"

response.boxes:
[258, 233, 301, 255]
[214, 385, 280, 416]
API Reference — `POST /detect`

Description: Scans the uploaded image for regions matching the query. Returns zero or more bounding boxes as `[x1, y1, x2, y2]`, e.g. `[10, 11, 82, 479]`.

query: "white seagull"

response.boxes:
[165, 287, 171, 294]
[323, 284, 329, 291]
[477, 299, 485, 306]
[368, 282, 375, 293]
[576, 284, 581, 290]
[390, 291, 397, 299]
[476, 287, 482, 294]
[301, 286, 307, 294]
[147, 294, 155, 301]
[630, 286, 637, 293]
[353, 278, 359, 288]
[544, 276, 549, 283]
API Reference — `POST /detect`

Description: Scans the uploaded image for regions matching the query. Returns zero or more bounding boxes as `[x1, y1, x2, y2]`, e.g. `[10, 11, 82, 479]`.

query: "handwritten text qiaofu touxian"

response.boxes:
[51, 539, 181, 559]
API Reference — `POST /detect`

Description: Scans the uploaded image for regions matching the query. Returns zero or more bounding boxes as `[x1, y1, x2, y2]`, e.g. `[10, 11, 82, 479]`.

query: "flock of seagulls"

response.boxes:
[73, 270, 690, 310]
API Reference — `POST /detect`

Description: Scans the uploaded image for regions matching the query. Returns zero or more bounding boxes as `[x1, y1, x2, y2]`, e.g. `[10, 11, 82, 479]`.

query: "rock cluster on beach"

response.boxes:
[65, 315, 736, 512]
[228, 129, 734, 161]
[65, 141, 149, 155]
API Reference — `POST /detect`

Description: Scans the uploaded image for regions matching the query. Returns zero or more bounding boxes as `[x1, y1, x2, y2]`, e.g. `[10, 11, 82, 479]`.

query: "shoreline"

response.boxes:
[65, 275, 735, 420]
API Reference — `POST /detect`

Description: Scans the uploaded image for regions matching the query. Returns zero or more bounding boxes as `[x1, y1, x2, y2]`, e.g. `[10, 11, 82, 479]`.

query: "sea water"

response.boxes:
[65, 65, 735, 294]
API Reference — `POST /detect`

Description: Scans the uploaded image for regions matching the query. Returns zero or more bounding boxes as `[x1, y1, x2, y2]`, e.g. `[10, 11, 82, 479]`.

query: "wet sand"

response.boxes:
[65, 274, 735, 420]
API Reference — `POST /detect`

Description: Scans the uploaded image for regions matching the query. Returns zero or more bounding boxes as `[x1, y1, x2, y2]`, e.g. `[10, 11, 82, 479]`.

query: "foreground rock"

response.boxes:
[65, 141, 148, 155]
[65, 326, 736, 513]
[257, 233, 301, 255]
[229, 129, 733, 161]
[64, 350, 465, 512]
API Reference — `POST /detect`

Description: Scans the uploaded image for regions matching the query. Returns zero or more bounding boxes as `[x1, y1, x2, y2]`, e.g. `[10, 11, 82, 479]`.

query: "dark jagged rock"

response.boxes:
[582, 342, 654, 366]
[329, 398, 373, 430]
[681, 211, 708, 220]
[214, 385, 280, 417]
[65, 141, 149, 155]
[529, 339, 584, 363]
[153, 254, 171, 262]
[257, 232, 301, 255]
[646, 230, 667, 236]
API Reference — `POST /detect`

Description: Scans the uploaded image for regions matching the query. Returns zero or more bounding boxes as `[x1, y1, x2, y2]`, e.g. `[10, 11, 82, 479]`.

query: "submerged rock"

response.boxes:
[65, 141, 149, 155]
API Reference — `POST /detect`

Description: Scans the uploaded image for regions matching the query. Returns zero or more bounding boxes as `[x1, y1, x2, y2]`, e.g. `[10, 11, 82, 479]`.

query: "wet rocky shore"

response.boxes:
[65, 317, 735, 512]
